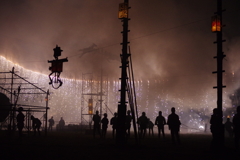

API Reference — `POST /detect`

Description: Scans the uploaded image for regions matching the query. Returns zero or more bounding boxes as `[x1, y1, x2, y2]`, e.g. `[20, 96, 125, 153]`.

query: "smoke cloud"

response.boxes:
[0, 0, 240, 118]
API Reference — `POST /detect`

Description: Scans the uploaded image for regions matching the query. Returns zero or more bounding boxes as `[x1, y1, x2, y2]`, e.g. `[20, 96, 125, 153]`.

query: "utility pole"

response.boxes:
[212, 0, 226, 146]
[45, 89, 49, 136]
[117, 0, 130, 145]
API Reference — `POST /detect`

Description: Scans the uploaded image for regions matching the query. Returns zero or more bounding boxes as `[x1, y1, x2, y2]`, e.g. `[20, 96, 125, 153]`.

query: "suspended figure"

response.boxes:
[48, 45, 68, 89]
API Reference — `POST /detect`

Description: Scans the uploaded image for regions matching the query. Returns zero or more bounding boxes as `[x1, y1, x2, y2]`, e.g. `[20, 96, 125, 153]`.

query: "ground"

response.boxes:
[0, 130, 240, 160]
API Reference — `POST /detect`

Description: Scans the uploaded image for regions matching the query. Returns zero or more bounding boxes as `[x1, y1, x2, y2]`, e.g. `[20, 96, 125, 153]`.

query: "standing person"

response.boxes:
[48, 116, 55, 131]
[125, 110, 132, 138]
[59, 117, 65, 130]
[233, 106, 240, 150]
[210, 108, 223, 148]
[167, 107, 181, 144]
[17, 107, 25, 137]
[148, 119, 154, 136]
[155, 111, 166, 139]
[224, 117, 233, 138]
[110, 112, 117, 139]
[137, 112, 149, 139]
[101, 113, 109, 139]
[92, 111, 101, 138]
[31, 115, 42, 136]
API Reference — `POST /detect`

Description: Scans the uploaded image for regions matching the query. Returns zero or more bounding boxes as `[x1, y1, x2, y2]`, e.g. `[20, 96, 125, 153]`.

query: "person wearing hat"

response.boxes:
[17, 107, 25, 137]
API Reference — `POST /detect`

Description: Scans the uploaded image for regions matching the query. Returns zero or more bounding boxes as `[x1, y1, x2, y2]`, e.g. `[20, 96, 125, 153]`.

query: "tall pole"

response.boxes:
[45, 89, 49, 136]
[117, 0, 130, 145]
[212, 0, 226, 146]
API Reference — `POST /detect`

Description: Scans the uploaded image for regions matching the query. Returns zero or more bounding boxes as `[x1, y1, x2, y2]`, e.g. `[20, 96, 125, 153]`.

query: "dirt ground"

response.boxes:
[0, 131, 240, 160]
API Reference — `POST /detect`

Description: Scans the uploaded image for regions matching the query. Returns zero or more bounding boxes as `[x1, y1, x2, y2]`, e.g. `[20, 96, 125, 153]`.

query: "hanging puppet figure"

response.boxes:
[48, 45, 68, 89]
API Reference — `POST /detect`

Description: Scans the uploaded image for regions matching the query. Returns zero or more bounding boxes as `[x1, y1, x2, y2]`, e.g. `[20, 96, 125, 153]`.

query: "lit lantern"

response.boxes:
[88, 99, 93, 114]
[118, 3, 128, 19]
[211, 15, 221, 32]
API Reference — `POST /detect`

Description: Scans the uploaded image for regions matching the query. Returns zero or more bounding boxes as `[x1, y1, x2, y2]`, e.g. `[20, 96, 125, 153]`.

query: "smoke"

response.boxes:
[0, 0, 240, 117]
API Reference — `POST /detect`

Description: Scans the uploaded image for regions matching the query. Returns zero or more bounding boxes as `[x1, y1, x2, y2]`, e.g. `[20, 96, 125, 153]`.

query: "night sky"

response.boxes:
[0, 0, 240, 113]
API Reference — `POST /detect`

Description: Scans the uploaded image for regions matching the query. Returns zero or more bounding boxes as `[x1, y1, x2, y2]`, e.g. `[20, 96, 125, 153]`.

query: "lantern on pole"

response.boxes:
[88, 99, 93, 114]
[211, 15, 221, 32]
[118, 3, 128, 19]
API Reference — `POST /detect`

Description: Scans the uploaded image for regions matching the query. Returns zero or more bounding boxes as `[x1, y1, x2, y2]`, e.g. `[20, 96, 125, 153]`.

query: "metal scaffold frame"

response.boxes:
[80, 72, 110, 129]
[0, 67, 49, 136]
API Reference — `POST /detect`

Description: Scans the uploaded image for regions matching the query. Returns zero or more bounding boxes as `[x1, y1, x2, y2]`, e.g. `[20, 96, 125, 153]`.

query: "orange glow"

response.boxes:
[118, 3, 128, 19]
[88, 99, 93, 114]
[212, 15, 221, 32]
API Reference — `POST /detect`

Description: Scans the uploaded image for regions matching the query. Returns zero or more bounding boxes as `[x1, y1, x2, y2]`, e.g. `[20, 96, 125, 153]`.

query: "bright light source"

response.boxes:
[118, 3, 128, 19]
[88, 99, 93, 114]
[211, 15, 221, 32]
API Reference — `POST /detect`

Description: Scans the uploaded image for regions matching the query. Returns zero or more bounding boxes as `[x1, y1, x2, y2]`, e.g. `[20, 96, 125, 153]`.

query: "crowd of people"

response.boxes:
[92, 107, 181, 144]
[16, 109, 66, 137]
[210, 106, 240, 150]
[91, 106, 240, 149]
[15, 106, 240, 149]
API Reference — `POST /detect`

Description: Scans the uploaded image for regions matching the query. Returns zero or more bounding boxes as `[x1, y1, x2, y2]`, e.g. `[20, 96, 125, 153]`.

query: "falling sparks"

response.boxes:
[0, 56, 235, 132]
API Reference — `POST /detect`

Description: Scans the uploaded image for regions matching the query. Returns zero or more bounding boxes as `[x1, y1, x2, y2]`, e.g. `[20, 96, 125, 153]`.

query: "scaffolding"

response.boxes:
[0, 67, 49, 135]
[80, 72, 111, 129]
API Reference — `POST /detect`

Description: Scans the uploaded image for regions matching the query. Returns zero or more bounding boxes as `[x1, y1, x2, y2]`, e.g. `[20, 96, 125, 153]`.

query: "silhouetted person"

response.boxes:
[224, 117, 233, 138]
[59, 117, 65, 130]
[31, 115, 42, 136]
[43, 113, 47, 121]
[101, 113, 109, 139]
[17, 107, 25, 137]
[125, 110, 132, 138]
[167, 107, 181, 144]
[233, 106, 240, 149]
[148, 119, 154, 136]
[48, 116, 55, 131]
[210, 108, 223, 148]
[110, 112, 117, 139]
[93, 111, 101, 138]
[137, 112, 149, 139]
[155, 111, 166, 139]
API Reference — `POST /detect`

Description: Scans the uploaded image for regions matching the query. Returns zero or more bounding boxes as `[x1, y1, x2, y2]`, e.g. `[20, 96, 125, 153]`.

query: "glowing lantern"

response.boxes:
[88, 99, 93, 114]
[118, 3, 128, 19]
[211, 15, 221, 32]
